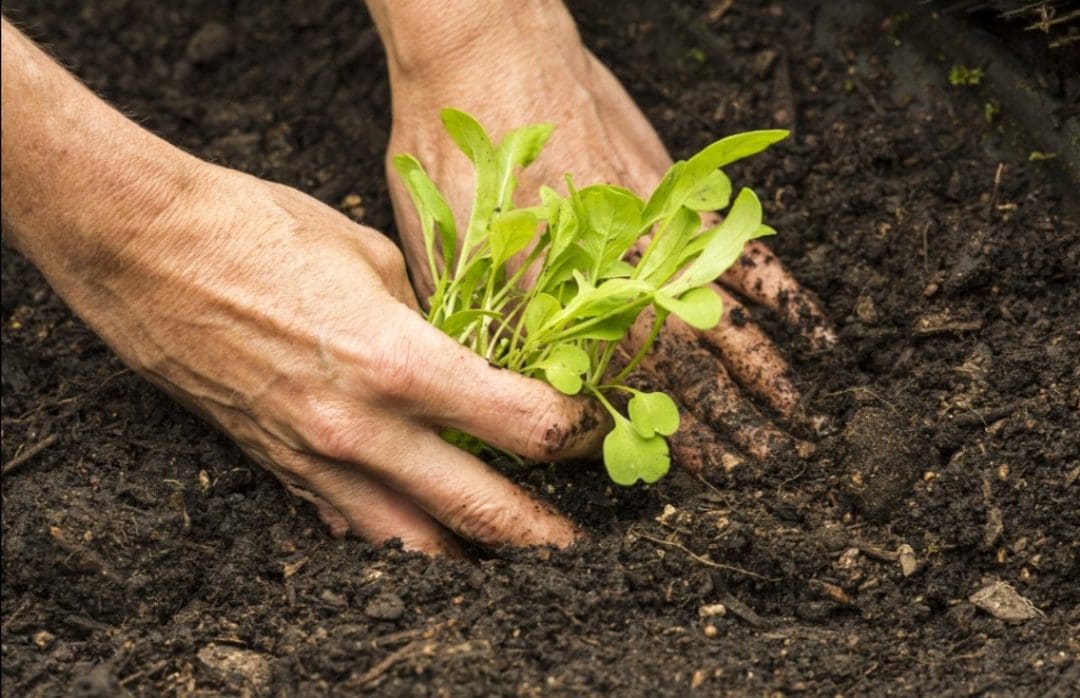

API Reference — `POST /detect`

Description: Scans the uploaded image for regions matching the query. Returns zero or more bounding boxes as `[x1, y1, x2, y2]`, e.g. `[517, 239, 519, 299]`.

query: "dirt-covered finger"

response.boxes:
[665, 409, 749, 477]
[267, 448, 462, 555]
[701, 286, 800, 417]
[719, 240, 836, 349]
[613, 351, 749, 477]
[372, 429, 580, 549]
[639, 318, 801, 461]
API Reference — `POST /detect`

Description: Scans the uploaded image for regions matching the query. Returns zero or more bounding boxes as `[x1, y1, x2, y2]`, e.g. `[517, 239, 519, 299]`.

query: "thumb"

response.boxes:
[383, 307, 609, 461]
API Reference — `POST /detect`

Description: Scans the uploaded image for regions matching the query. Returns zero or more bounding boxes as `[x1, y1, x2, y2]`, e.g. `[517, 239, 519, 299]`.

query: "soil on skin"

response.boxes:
[2, 1, 1078, 695]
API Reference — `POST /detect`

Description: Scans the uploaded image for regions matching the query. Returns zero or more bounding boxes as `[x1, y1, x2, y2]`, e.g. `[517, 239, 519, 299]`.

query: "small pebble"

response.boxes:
[185, 22, 232, 64]
[33, 630, 55, 650]
[698, 604, 727, 618]
[703, 624, 718, 638]
[364, 592, 405, 621]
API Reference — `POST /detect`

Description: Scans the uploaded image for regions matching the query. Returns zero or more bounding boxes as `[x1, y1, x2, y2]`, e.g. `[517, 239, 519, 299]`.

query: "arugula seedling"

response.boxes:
[393, 108, 785, 485]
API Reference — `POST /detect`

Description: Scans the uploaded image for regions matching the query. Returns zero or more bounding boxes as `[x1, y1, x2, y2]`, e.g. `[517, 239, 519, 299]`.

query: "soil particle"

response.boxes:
[364, 592, 406, 621]
[838, 407, 924, 520]
[185, 21, 233, 64]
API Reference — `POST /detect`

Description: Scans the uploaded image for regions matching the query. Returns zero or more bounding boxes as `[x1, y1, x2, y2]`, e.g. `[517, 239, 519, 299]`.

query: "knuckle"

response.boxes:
[368, 236, 409, 280]
[299, 400, 357, 461]
[451, 496, 516, 546]
[366, 338, 425, 404]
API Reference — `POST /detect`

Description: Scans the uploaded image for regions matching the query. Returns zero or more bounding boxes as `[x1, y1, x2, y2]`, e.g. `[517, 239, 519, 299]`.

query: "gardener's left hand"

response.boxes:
[370, 0, 835, 474]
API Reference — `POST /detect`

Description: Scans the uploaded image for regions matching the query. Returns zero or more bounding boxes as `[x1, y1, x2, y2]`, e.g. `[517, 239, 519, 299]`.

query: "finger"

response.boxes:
[700, 286, 800, 417]
[718, 241, 837, 349]
[266, 448, 462, 555]
[666, 410, 748, 478]
[367, 306, 608, 462]
[633, 312, 803, 461]
[614, 350, 750, 477]
[362, 425, 580, 548]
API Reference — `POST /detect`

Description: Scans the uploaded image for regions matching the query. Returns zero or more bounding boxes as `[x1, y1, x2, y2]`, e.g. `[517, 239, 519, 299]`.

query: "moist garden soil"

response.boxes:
[2, 1, 1078, 695]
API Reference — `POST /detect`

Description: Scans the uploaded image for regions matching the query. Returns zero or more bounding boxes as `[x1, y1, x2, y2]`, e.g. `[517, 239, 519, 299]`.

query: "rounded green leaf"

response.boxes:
[628, 391, 680, 438]
[603, 418, 671, 486]
[523, 293, 561, 336]
[684, 169, 732, 211]
[539, 344, 590, 395]
[655, 286, 724, 330]
[490, 210, 538, 267]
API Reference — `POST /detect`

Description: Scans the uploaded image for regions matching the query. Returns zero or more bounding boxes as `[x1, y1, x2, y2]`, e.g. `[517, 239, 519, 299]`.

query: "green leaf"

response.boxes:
[452, 257, 492, 310]
[655, 286, 724, 330]
[603, 417, 671, 486]
[580, 185, 643, 273]
[391, 154, 457, 275]
[677, 222, 774, 270]
[546, 197, 579, 266]
[598, 259, 635, 279]
[540, 245, 592, 291]
[641, 161, 685, 227]
[684, 169, 732, 211]
[670, 130, 787, 211]
[558, 277, 653, 322]
[494, 123, 554, 209]
[665, 187, 763, 296]
[440, 108, 499, 266]
[628, 391, 680, 438]
[437, 309, 501, 340]
[753, 223, 777, 240]
[638, 205, 700, 284]
[558, 307, 643, 341]
[537, 344, 591, 395]
[523, 293, 561, 335]
[489, 210, 538, 267]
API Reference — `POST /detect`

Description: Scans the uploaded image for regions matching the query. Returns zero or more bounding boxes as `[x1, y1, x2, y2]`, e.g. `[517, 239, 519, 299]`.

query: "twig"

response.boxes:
[989, 162, 1005, 220]
[717, 593, 768, 627]
[776, 463, 808, 493]
[851, 76, 885, 117]
[822, 386, 901, 416]
[630, 528, 777, 581]
[346, 639, 438, 689]
[2, 433, 59, 477]
[852, 541, 898, 562]
[47, 525, 123, 582]
[369, 619, 453, 649]
[773, 48, 798, 139]
[120, 660, 169, 687]
[707, 0, 734, 24]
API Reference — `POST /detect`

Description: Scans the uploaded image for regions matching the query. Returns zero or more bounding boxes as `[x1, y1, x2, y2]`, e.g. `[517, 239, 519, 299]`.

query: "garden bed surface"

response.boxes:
[2, 1, 1078, 695]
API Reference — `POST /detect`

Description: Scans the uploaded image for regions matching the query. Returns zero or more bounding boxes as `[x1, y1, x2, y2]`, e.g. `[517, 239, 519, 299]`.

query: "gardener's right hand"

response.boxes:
[3, 18, 604, 554]
[370, 1, 834, 477]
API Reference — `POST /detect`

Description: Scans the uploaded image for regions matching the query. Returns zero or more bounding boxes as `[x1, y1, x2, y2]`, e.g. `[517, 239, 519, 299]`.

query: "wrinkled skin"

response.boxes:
[2, 17, 605, 556]
[375, 3, 835, 477]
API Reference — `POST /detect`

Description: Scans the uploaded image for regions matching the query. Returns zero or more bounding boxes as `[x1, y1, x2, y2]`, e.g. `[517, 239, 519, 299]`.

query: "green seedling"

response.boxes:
[393, 108, 785, 485]
[949, 64, 983, 87]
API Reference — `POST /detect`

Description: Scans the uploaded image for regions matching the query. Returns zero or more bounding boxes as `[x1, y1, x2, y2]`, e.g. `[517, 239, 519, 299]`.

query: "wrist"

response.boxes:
[2, 18, 217, 295]
[367, 0, 582, 82]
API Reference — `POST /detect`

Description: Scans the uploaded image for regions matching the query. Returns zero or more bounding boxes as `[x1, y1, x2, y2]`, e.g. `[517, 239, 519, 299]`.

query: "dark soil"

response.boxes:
[3, 1, 1078, 695]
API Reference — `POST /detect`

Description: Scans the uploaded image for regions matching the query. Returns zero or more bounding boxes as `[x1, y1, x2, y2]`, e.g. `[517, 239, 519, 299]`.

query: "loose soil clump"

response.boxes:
[3, 1, 1077, 695]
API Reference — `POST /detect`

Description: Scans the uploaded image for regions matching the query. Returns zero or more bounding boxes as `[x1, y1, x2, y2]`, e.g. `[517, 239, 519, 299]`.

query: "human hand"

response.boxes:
[93, 170, 610, 553]
[374, 2, 835, 473]
[3, 18, 605, 554]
